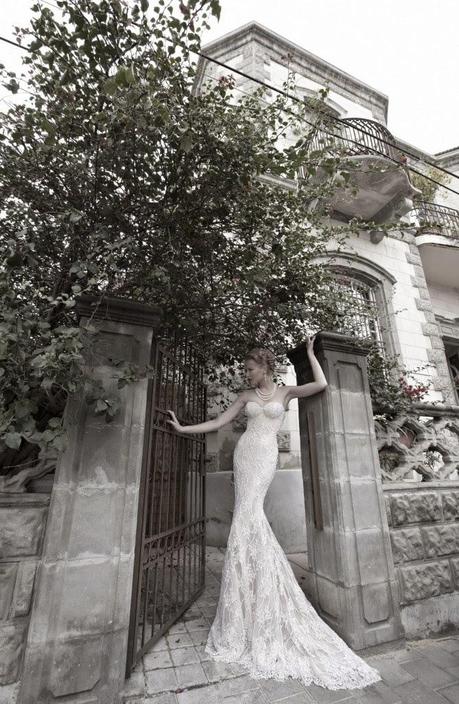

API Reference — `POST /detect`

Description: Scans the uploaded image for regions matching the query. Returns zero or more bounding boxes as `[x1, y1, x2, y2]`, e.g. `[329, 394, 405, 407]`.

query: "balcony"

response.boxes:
[411, 201, 459, 239]
[411, 201, 459, 287]
[300, 118, 420, 222]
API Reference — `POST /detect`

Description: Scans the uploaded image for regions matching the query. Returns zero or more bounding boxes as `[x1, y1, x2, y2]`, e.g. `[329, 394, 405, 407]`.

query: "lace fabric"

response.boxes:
[204, 400, 382, 690]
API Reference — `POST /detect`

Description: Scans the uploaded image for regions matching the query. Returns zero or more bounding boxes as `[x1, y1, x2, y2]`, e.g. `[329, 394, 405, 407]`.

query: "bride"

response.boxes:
[167, 335, 381, 690]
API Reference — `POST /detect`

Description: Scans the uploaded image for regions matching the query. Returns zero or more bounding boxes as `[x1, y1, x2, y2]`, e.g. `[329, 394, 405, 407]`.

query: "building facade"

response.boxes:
[195, 23, 459, 555]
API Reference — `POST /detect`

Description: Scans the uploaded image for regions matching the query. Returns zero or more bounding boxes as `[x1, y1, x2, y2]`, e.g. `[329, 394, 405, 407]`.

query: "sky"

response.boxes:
[1, 0, 458, 155]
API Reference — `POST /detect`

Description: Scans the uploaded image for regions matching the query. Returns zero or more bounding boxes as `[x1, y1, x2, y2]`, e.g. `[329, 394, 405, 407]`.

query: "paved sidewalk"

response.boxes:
[122, 547, 459, 704]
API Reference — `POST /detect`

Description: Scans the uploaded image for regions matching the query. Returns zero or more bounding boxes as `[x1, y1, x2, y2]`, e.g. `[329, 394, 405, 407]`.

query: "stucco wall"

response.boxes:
[428, 282, 459, 321]
[205, 226, 458, 549]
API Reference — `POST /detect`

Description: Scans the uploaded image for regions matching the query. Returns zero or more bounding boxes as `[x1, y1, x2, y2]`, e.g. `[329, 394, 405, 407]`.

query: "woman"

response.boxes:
[167, 335, 381, 690]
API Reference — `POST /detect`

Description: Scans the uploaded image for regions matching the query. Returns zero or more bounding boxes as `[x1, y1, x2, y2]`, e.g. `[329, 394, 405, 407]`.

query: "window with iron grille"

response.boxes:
[331, 273, 386, 353]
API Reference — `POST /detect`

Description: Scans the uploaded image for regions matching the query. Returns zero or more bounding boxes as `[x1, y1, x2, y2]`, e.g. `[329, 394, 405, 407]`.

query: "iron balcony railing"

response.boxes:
[411, 201, 459, 239]
[304, 117, 399, 162]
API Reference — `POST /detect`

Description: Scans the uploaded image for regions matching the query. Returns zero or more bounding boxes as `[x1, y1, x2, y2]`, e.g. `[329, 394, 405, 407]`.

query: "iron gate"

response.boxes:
[126, 336, 207, 675]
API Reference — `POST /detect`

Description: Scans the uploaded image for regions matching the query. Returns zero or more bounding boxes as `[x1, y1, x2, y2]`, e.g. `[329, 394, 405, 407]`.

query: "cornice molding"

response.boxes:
[198, 22, 388, 121]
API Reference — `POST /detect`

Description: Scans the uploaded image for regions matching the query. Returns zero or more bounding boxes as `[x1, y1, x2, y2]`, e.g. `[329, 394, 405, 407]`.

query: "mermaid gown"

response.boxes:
[204, 399, 382, 690]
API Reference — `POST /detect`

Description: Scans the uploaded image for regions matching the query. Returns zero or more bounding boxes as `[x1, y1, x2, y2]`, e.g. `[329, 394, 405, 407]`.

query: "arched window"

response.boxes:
[316, 252, 400, 358]
[331, 272, 386, 352]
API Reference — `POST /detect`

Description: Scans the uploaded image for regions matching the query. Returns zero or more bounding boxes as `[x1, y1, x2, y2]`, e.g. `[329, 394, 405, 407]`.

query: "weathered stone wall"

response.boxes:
[16, 296, 161, 704]
[384, 482, 459, 637]
[0, 493, 49, 698]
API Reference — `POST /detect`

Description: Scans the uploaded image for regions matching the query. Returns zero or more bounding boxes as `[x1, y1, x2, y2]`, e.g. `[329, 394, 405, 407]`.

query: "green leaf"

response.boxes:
[103, 77, 118, 95]
[7, 79, 19, 94]
[210, 0, 221, 20]
[141, 0, 149, 11]
[180, 132, 193, 153]
[4, 432, 22, 449]
[14, 400, 32, 419]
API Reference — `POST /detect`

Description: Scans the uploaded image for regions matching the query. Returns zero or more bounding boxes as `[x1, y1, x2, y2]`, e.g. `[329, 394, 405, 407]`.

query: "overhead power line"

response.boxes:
[0, 35, 27, 50]
[1, 28, 458, 197]
[193, 46, 459, 187]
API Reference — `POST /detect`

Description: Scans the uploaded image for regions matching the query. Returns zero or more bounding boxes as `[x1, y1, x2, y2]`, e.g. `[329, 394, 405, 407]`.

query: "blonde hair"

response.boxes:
[245, 348, 276, 374]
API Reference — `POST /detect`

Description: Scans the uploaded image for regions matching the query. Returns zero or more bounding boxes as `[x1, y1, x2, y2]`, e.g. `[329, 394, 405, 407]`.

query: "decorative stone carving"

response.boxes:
[375, 407, 459, 482]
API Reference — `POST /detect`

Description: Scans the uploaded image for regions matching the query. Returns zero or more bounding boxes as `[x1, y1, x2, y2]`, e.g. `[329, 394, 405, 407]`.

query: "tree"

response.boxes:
[0, 0, 399, 476]
[410, 165, 450, 203]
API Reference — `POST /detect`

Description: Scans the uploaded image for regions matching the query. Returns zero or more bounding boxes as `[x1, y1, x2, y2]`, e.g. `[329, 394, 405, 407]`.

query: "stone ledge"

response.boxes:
[76, 294, 162, 328]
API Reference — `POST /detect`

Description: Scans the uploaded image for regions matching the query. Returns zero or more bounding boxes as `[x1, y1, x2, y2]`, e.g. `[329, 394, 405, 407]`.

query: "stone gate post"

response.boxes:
[18, 296, 161, 704]
[287, 331, 405, 650]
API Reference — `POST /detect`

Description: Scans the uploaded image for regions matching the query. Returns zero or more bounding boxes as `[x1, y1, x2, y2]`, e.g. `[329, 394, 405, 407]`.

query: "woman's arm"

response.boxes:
[167, 393, 247, 435]
[285, 334, 328, 402]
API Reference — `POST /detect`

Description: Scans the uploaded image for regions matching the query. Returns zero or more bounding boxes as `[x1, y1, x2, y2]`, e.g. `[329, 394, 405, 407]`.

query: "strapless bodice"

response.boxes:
[245, 400, 286, 417]
[244, 400, 285, 435]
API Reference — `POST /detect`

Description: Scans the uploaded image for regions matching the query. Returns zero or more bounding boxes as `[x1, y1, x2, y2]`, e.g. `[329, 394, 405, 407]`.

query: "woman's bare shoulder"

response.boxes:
[237, 388, 252, 404]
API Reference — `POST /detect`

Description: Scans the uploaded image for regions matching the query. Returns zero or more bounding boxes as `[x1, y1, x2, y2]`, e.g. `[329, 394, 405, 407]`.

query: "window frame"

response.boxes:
[315, 251, 401, 359]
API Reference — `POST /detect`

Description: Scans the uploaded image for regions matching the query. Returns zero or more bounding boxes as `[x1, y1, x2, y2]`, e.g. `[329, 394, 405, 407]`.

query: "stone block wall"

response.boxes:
[0, 493, 49, 688]
[384, 482, 459, 637]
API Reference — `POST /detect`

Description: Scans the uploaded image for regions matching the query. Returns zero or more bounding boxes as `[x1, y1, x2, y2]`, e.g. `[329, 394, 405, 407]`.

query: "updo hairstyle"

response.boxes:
[245, 348, 276, 375]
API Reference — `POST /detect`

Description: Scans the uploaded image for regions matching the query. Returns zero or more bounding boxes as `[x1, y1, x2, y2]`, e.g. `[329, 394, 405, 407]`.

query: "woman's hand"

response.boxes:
[166, 410, 183, 432]
[305, 333, 317, 355]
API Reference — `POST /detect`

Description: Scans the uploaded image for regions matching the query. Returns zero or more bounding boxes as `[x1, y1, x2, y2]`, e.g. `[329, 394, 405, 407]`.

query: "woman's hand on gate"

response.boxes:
[167, 410, 183, 432]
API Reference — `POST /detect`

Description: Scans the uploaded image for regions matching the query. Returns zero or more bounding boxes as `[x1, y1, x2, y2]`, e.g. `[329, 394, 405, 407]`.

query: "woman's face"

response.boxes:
[245, 359, 268, 387]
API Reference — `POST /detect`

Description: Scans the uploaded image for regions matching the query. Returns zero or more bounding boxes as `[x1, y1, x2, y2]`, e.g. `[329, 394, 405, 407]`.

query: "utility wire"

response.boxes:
[1, 28, 458, 197]
[193, 47, 459, 186]
[203, 71, 459, 198]
[0, 35, 26, 50]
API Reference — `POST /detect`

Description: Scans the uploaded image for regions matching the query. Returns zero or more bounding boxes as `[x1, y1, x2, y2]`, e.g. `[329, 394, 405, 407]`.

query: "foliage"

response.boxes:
[366, 343, 432, 422]
[410, 165, 450, 203]
[0, 0, 404, 471]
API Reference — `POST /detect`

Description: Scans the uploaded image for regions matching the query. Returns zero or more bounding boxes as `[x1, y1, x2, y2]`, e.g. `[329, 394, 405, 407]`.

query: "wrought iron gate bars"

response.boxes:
[126, 335, 207, 675]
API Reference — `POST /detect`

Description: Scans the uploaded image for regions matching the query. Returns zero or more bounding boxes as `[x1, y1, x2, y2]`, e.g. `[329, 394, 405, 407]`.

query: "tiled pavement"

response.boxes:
[122, 547, 459, 704]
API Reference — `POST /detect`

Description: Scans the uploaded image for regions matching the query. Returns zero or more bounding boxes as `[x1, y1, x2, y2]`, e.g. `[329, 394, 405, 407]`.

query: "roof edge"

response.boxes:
[201, 22, 389, 111]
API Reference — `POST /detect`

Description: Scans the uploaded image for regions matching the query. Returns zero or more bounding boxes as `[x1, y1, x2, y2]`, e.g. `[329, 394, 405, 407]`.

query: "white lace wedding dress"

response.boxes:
[204, 399, 382, 690]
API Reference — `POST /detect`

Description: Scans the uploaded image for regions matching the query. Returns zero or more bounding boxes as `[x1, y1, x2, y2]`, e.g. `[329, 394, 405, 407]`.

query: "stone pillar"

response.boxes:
[287, 331, 405, 650]
[18, 296, 161, 704]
